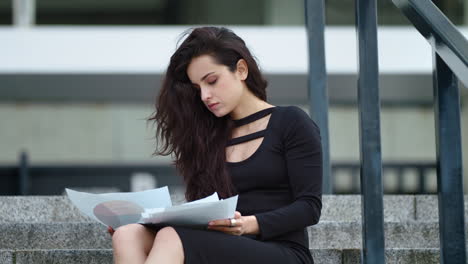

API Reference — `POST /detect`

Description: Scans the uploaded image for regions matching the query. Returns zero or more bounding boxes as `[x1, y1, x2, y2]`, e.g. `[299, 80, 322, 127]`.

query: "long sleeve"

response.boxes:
[254, 106, 323, 240]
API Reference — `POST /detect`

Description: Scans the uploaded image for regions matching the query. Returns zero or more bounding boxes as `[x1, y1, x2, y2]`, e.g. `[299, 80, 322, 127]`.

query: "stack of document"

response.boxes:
[66, 186, 238, 229]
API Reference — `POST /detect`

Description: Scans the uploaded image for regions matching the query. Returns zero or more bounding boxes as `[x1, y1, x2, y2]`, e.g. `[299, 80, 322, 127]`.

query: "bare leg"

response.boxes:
[145, 227, 184, 264]
[112, 224, 156, 264]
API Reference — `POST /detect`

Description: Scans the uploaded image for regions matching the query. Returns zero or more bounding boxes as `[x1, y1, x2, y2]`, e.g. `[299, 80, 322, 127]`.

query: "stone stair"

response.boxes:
[1, 194, 465, 263]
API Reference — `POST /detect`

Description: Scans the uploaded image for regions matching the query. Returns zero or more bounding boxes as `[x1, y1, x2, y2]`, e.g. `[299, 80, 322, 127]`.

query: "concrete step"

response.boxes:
[0, 223, 111, 250]
[0, 248, 440, 264]
[2, 194, 466, 223]
[308, 221, 450, 249]
[338, 248, 439, 264]
[0, 221, 462, 250]
[0, 196, 91, 223]
[0, 249, 112, 264]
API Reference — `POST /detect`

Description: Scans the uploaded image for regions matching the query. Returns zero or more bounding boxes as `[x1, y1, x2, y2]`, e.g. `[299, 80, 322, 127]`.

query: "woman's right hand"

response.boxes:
[107, 226, 115, 236]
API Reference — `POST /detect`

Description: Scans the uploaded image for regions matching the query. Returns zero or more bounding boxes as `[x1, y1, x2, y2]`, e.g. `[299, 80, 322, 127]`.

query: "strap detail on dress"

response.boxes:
[232, 107, 275, 127]
[226, 130, 266, 146]
[227, 107, 275, 146]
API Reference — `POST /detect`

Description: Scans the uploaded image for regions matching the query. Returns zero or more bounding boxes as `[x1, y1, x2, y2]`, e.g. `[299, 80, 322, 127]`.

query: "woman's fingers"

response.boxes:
[207, 214, 246, 235]
[107, 226, 114, 236]
[206, 211, 246, 235]
[208, 219, 231, 227]
[234, 211, 242, 219]
[207, 226, 240, 232]
[207, 225, 242, 234]
[208, 211, 243, 226]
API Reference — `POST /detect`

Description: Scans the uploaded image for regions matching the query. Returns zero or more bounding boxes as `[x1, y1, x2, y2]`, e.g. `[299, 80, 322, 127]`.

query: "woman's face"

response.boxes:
[187, 54, 247, 117]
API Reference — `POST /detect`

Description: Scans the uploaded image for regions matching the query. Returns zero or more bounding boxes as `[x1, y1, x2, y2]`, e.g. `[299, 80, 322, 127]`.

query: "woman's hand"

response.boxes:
[107, 226, 115, 236]
[207, 211, 260, 236]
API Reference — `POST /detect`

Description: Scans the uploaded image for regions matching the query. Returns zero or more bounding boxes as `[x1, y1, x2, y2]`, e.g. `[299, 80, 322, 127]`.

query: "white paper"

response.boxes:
[140, 195, 238, 228]
[65, 187, 238, 229]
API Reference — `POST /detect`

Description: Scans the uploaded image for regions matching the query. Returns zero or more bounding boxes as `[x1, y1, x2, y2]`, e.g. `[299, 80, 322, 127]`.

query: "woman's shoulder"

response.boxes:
[275, 105, 320, 137]
[275, 105, 315, 124]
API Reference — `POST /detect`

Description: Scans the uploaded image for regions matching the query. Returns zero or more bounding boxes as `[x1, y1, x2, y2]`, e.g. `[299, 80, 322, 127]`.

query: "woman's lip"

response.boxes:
[208, 103, 219, 109]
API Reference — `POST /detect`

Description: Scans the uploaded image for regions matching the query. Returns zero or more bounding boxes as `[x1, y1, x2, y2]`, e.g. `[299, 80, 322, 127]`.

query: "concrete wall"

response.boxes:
[327, 106, 436, 161]
[0, 103, 172, 164]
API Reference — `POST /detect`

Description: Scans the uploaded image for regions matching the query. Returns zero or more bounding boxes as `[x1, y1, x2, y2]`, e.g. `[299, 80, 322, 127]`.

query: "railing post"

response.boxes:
[355, 0, 386, 262]
[433, 51, 466, 264]
[19, 151, 30, 195]
[304, 0, 332, 194]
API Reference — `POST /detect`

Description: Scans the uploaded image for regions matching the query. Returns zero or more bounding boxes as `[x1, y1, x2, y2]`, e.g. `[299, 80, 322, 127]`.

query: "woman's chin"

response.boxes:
[211, 109, 227, 118]
[212, 111, 223, 118]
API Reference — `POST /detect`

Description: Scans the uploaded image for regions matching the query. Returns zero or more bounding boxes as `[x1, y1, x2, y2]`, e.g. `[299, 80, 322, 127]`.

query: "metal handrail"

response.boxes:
[392, 1, 467, 263]
[393, 0, 468, 86]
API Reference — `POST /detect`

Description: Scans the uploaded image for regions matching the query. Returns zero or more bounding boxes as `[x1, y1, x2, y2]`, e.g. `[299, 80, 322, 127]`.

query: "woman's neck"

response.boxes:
[229, 92, 274, 120]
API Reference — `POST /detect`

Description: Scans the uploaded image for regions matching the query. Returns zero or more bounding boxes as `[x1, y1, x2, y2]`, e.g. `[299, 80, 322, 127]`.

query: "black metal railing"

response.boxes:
[354, 0, 386, 262]
[305, 0, 468, 263]
[305, 0, 387, 261]
[304, 0, 331, 195]
[392, 0, 468, 263]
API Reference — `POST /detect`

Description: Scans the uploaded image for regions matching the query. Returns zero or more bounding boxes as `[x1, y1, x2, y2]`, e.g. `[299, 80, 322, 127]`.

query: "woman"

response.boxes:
[109, 26, 322, 264]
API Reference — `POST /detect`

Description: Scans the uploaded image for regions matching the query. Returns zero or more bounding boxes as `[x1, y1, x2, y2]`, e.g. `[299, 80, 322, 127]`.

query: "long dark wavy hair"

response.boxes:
[148, 26, 268, 202]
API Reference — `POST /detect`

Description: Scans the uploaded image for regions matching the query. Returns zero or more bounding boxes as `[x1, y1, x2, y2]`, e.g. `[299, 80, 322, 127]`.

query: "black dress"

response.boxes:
[152, 105, 322, 264]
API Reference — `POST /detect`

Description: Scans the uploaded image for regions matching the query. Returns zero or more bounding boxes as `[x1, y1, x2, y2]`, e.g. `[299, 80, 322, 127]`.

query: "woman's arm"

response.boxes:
[254, 106, 323, 240]
[208, 107, 322, 239]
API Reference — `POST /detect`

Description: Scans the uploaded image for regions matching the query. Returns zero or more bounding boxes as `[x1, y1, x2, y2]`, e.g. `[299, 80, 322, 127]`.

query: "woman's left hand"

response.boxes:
[207, 211, 259, 236]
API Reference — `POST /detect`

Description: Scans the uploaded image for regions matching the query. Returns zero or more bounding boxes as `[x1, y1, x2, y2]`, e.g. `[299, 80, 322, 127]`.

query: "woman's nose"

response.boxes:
[200, 87, 212, 101]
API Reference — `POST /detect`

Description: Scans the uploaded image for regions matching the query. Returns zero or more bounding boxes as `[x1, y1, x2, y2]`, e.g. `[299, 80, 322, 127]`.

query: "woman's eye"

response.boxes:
[208, 79, 217, 85]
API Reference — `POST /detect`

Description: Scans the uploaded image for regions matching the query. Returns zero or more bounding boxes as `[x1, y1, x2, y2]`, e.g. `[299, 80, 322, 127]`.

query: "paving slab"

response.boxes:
[309, 222, 362, 249]
[384, 222, 440, 248]
[15, 249, 113, 264]
[308, 221, 468, 249]
[0, 250, 12, 264]
[321, 195, 415, 222]
[384, 248, 439, 264]
[0, 196, 92, 223]
[415, 195, 468, 221]
[310, 249, 342, 264]
[0, 223, 111, 250]
[342, 248, 439, 264]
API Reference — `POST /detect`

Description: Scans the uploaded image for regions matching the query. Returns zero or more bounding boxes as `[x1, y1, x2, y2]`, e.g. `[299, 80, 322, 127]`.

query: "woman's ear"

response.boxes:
[236, 59, 248, 81]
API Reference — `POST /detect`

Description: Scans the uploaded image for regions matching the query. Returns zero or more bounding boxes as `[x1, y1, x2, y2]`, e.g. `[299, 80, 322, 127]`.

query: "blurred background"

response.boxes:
[0, 0, 467, 196]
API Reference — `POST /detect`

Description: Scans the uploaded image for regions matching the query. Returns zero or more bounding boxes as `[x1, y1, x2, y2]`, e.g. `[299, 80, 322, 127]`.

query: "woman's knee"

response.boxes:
[154, 227, 183, 248]
[112, 224, 154, 248]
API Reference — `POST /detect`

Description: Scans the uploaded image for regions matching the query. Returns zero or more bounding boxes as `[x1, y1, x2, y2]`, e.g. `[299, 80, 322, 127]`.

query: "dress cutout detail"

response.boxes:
[226, 107, 275, 147]
[232, 107, 275, 127]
